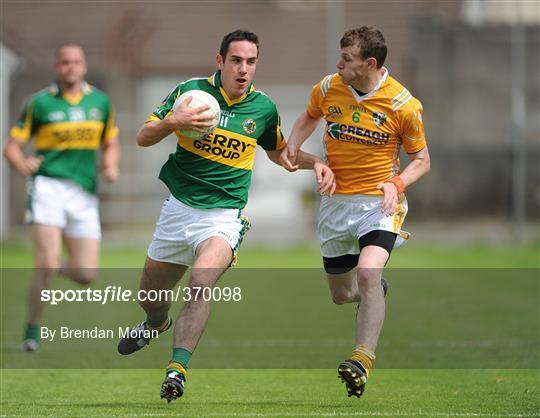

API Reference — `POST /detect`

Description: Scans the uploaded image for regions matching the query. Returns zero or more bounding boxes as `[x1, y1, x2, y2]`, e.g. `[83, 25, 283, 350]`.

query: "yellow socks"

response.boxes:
[351, 344, 376, 376]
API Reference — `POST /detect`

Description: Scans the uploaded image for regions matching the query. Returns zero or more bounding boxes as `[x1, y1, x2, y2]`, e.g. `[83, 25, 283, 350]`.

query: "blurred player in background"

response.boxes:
[3, 43, 120, 352]
[117, 29, 334, 403]
[281, 26, 430, 397]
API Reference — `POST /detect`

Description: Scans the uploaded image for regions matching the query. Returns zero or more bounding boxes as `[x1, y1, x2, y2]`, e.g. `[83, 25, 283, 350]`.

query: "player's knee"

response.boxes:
[36, 255, 60, 271]
[356, 267, 383, 289]
[64, 267, 98, 285]
[186, 273, 214, 291]
[75, 269, 98, 285]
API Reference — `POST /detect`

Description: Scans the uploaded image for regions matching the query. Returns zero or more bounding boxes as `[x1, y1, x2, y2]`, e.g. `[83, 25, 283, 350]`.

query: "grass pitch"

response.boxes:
[2, 369, 538, 417]
[1, 242, 539, 268]
[1, 243, 539, 417]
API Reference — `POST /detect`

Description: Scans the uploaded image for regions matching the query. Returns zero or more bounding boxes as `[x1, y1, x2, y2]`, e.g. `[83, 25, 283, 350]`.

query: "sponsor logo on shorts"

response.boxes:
[217, 230, 234, 242]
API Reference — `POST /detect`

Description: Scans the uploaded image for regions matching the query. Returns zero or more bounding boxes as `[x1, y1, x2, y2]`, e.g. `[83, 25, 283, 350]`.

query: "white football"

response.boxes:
[173, 90, 221, 139]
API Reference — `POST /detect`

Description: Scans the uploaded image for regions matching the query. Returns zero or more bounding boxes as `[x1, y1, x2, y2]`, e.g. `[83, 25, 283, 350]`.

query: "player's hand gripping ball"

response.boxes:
[173, 90, 221, 139]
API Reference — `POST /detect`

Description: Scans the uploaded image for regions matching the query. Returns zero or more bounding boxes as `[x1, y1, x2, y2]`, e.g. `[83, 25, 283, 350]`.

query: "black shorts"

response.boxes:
[322, 230, 397, 274]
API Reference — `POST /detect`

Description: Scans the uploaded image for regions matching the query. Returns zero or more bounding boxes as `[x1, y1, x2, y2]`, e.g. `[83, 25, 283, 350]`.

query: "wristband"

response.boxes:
[387, 176, 405, 193]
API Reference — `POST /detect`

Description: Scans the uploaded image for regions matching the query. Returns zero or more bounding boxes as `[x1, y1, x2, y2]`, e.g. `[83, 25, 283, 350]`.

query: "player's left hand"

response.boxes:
[314, 162, 336, 196]
[101, 165, 119, 183]
[376, 182, 398, 216]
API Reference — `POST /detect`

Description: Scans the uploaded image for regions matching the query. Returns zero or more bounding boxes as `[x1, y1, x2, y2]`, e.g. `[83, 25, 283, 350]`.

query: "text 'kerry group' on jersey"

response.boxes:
[193, 132, 253, 160]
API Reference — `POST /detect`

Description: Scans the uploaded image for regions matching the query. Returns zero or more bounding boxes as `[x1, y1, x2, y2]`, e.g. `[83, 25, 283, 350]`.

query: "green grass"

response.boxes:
[1, 243, 539, 417]
[1, 242, 539, 268]
[2, 369, 538, 417]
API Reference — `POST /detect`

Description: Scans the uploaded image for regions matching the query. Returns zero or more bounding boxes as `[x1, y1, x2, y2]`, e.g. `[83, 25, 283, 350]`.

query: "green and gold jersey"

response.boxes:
[10, 82, 119, 194]
[148, 71, 285, 209]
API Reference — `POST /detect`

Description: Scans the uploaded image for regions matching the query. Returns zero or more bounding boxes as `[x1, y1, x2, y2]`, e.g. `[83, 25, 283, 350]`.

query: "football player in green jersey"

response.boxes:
[3, 43, 120, 352]
[117, 30, 335, 402]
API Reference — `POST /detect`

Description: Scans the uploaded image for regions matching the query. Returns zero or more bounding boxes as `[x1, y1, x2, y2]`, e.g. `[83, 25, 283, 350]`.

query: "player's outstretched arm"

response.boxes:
[3, 137, 43, 177]
[101, 136, 120, 183]
[137, 97, 214, 147]
[268, 148, 335, 196]
[268, 148, 325, 170]
[279, 111, 321, 171]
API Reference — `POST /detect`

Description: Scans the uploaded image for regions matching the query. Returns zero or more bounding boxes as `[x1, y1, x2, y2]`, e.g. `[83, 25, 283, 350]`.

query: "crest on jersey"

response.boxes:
[372, 112, 387, 127]
[89, 108, 103, 120]
[242, 118, 256, 134]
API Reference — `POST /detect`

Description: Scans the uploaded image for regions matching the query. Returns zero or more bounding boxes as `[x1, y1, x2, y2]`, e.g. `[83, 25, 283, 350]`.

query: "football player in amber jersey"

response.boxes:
[281, 26, 430, 397]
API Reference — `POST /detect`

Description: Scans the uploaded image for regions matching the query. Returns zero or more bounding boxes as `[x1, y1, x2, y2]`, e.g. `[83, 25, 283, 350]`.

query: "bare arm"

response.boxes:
[279, 111, 321, 171]
[101, 137, 120, 183]
[3, 137, 43, 176]
[136, 97, 214, 147]
[399, 146, 431, 187]
[377, 146, 431, 215]
[136, 118, 177, 147]
[267, 148, 336, 196]
[267, 148, 323, 169]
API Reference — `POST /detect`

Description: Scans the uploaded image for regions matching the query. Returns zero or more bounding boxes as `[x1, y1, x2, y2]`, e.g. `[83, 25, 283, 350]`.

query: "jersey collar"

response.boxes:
[347, 67, 389, 102]
[50, 81, 92, 96]
[207, 71, 254, 106]
[50, 81, 92, 105]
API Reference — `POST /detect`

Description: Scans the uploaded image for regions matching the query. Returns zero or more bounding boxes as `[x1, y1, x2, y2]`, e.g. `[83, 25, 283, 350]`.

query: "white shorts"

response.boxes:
[26, 175, 101, 239]
[147, 195, 251, 266]
[318, 194, 410, 258]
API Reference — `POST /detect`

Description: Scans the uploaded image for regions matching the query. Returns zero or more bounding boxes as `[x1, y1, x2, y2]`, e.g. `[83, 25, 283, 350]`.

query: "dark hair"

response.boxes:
[340, 26, 387, 68]
[219, 30, 259, 59]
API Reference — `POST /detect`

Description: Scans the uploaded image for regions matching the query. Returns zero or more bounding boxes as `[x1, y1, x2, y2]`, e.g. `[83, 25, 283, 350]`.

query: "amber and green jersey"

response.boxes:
[149, 71, 285, 210]
[10, 82, 119, 193]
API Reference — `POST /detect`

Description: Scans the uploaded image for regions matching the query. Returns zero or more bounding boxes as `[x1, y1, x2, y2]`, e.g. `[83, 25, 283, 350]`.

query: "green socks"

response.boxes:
[171, 347, 192, 370]
[24, 323, 40, 341]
